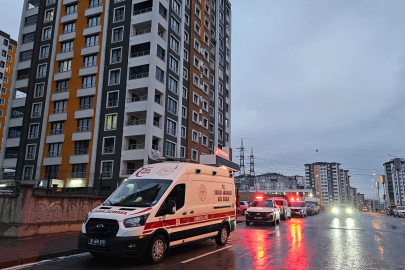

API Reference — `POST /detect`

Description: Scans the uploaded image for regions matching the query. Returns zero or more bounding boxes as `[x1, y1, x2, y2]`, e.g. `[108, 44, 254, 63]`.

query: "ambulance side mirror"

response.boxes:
[165, 200, 176, 215]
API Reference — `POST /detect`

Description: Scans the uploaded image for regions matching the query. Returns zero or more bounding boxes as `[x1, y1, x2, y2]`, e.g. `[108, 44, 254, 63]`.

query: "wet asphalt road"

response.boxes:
[15, 212, 405, 270]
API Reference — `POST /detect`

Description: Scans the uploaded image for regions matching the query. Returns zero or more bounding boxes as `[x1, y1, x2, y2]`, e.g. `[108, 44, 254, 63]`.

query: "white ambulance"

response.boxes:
[78, 161, 236, 264]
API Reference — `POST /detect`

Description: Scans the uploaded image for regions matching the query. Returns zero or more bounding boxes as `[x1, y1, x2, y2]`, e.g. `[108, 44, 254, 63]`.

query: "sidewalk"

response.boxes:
[0, 232, 83, 269]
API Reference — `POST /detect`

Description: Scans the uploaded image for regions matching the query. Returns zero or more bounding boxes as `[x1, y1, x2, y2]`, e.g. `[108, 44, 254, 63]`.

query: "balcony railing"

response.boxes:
[4, 154, 18, 159]
[131, 28, 151, 36]
[103, 146, 115, 154]
[11, 113, 24, 118]
[55, 87, 68, 93]
[166, 127, 176, 136]
[50, 129, 63, 135]
[157, 52, 165, 61]
[107, 100, 118, 107]
[20, 56, 32, 62]
[130, 50, 150, 58]
[72, 172, 86, 178]
[124, 144, 145, 150]
[155, 97, 163, 105]
[17, 75, 30, 80]
[77, 126, 91, 132]
[74, 149, 89, 155]
[129, 72, 149, 80]
[153, 121, 162, 128]
[58, 68, 70, 73]
[62, 28, 75, 34]
[8, 133, 21, 138]
[60, 47, 73, 53]
[87, 22, 100, 28]
[82, 82, 95, 88]
[158, 31, 166, 41]
[24, 20, 37, 26]
[48, 151, 61, 157]
[53, 108, 66, 114]
[133, 7, 152, 15]
[125, 119, 146, 126]
[85, 42, 98, 47]
[79, 104, 93, 110]
[22, 38, 34, 44]
[127, 95, 147, 103]
[83, 61, 97, 68]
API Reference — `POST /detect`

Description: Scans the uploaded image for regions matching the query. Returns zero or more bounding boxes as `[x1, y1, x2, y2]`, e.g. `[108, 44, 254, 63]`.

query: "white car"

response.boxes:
[245, 198, 281, 226]
[394, 206, 405, 217]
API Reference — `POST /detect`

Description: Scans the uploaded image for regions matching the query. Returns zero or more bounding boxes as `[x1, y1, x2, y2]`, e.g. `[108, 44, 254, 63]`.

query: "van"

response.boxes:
[78, 161, 236, 264]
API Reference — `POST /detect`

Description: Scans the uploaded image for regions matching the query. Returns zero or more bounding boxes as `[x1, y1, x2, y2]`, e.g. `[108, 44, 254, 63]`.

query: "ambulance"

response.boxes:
[78, 161, 236, 264]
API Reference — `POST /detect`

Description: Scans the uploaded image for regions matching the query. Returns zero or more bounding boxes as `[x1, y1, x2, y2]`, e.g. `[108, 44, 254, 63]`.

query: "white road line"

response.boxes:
[3, 253, 90, 270]
[180, 245, 233, 264]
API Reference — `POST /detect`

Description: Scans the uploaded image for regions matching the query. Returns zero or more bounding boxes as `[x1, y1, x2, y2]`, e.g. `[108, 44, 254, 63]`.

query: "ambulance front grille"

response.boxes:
[86, 218, 119, 239]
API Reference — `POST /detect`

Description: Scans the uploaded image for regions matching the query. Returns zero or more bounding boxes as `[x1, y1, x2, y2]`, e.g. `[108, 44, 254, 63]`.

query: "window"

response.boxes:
[204, 50, 209, 61]
[182, 106, 187, 118]
[184, 49, 189, 61]
[56, 80, 69, 92]
[202, 135, 208, 146]
[83, 55, 97, 68]
[23, 33, 35, 44]
[156, 67, 164, 83]
[74, 140, 89, 155]
[203, 66, 209, 77]
[169, 56, 179, 73]
[218, 112, 223, 124]
[103, 137, 115, 154]
[170, 36, 179, 53]
[172, 0, 180, 15]
[159, 3, 167, 19]
[112, 27, 124, 42]
[78, 118, 92, 132]
[166, 119, 177, 136]
[37, 64, 47, 78]
[65, 4, 77, 14]
[32, 103, 42, 117]
[26, 145, 36, 160]
[218, 128, 223, 140]
[48, 143, 62, 157]
[101, 161, 113, 178]
[89, 0, 102, 8]
[114, 7, 125, 22]
[109, 69, 120, 85]
[111, 48, 122, 63]
[202, 117, 208, 128]
[194, 56, 200, 69]
[193, 111, 199, 123]
[157, 45, 165, 61]
[192, 149, 198, 161]
[218, 82, 223, 94]
[225, 118, 229, 127]
[43, 27, 52, 40]
[181, 126, 186, 138]
[219, 53, 223, 64]
[204, 17, 210, 29]
[184, 31, 189, 42]
[193, 93, 199, 105]
[107, 91, 118, 107]
[185, 13, 190, 25]
[171, 17, 180, 34]
[219, 97, 223, 109]
[180, 147, 186, 158]
[29, 124, 39, 138]
[1, 88, 6, 94]
[72, 164, 87, 178]
[168, 77, 178, 94]
[219, 68, 223, 79]
[85, 35, 99, 47]
[1, 50, 5, 57]
[54, 100, 67, 113]
[203, 100, 208, 111]
[50, 122, 64, 135]
[45, 9, 54, 22]
[0, 61, 3, 68]
[34, 83, 44, 97]
[88, 15, 101, 27]
[210, 106, 214, 117]
[23, 166, 34, 180]
[205, 2, 210, 14]
[210, 123, 214, 133]
[192, 130, 198, 142]
[203, 83, 209, 94]
[165, 141, 176, 157]
[210, 74, 215, 84]
[3, 40, 8, 46]
[106, 114, 117, 130]
[194, 39, 200, 51]
[0, 98, 4, 105]
[182, 87, 188, 99]
[40, 45, 49, 58]
[58, 60, 71, 72]
[79, 96, 93, 110]
[63, 22, 75, 33]
[193, 74, 200, 86]
[209, 140, 214, 150]
[194, 22, 201, 35]
[167, 98, 177, 114]
[20, 50, 32, 61]
[195, 5, 201, 18]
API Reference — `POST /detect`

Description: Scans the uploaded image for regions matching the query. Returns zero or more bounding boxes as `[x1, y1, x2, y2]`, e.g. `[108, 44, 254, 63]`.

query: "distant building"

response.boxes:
[254, 173, 297, 190]
[350, 187, 358, 209]
[305, 162, 341, 205]
[340, 169, 351, 205]
[383, 158, 405, 206]
[357, 193, 365, 210]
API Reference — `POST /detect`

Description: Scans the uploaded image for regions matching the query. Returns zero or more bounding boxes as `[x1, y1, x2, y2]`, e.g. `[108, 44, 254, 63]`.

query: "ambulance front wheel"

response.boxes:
[147, 234, 167, 264]
[215, 224, 229, 246]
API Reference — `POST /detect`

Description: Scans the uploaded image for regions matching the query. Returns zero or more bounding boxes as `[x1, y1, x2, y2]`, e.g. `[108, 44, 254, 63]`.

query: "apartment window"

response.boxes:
[29, 124, 39, 138]
[58, 60, 71, 72]
[165, 141, 176, 157]
[181, 126, 186, 138]
[26, 145, 36, 160]
[61, 41, 73, 53]
[23, 33, 35, 44]
[166, 119, 177, 136]
[182, 106, 187, 118]
[192, 130, 198, 143]
[63, 22, 75, 33]
[219, 97, 223, 109]
[193, 93, 199, 105]
[218, 112, 223, 124]
[25, 14, 38, 26]
[167, 98, 177, 115]
[193, 74, 200, 86]
[192, 149, 198, 161]
[75, 140, 89, 155]
[210, 106, 214, 117]
[183, 68, 188, 80]
[34, 84, 44, 97]
[72, 164, 87, 178]
[218, 82, 224, 94]
[205, 2, 210, 14]
[209, 140, 214, 150]
[203, 66, 209, 78]
[111, 48, 122, 63]
[184, 31, 189, 42]
[226, 61, 230, 70]
[186, 0, 190, 7]
[79, 96, 93, 110]
[105, 114, 117, 130]
[85, 35, 99, 47]
[169, 56, 179, 73]
[204, 18, 210, 29]
[56, 80, 69, 92]
[101, 161, 113, 178]
[1, 88, 6, 94]
[89, 0, 102, 8]
[103, 137, 115, 154]
[88, 15, 101, 27]
[194, 56, 200, 68]
[37, 64, 47, 78]
[202, 117, 208, 128]
[159, 3, 167, 19]
[43, 27, 52, 40]
[114, 7, 125, 22]
[203, 83, 209, 94]
[156, 67, 164, 83]
[78, 118, 91, 132]
[170, 36, 179, 53]
[182, 87, 188, 99]
[82, 75, 96, 88]
[107, 91, 118, 107]
[193, 111, 199, 123]
[23, 166, 34, 180]
[194, 39, 200, 51]
[0, 98, 4, 105]
[48, 143, 62, 157]
[54, 100, 67, 113]
[202, 136, 208, 146]
[172, 0, 180, 15]
[83, 55, 97, 68]
[210, 74, 215, 84]
[180, 147, 186, 158]
[40, 45, 49, 58]
[218, 128, 223, 140]
[184, 49, 189, 61]
[0, 61, 3, 68]
[194, 22, 201, 35]
[1, 51, 5, 57]
[65, 4, 77, 14]
[44, 9, 54, 22]
[109, 69, 120, 85]
[168, 77, 178, 94]
[171, 17, 180, 34]
[225, 118, 229, 127]
[195, 5, 201, 18]
[203, 100, 208, 111]
[113, 27, 124, 42]
[50, 122, 64, 135]
[219, 68, 223, 79]
[20, 50, 32, 61]
[219, 53, 224, 64]
[32, 103, 42, 117]
[185, 13, 190, 25]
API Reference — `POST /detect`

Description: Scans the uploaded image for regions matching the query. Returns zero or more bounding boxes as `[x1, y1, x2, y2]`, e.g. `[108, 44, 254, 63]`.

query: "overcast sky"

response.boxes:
[2, 0, 405, 199]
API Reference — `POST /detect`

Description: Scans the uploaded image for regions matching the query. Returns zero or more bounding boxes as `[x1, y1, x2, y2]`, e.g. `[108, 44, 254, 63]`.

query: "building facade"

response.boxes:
[383, 158, 405, 206]
[0, 31, 17, 147]
[0, 0, 232, 190]
[340, 169, 350, 205]
[350, 187, 358, 209]
[305, 162, 342, 205]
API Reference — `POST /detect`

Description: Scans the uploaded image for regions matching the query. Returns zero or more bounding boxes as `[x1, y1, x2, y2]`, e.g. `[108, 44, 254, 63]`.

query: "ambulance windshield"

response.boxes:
[105, 179, 173, 207]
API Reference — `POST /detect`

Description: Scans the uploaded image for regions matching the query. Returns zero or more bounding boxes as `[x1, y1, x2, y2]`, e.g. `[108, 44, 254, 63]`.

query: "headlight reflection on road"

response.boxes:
[346, 218, 354, 229]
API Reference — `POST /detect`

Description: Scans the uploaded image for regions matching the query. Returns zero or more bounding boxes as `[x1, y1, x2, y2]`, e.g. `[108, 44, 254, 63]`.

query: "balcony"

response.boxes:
[49, 112, 67, 122]
[56, 50, 74, 61]
[129, 72, 149, 80]
[127, 95, 147, 103]
[131, 28, 151, 37]
[85, 3, 103, 17]
[133, 7, 152, 16]
[54, 70, 72, 81]
[70, 153, 90, 164]
[153, 121, 162, 129]
[6, 138, 20, 148]
[122, 144, 145, 161]
[81, 44, 99, 56]
[79, 64, 98, 76]
[83, 24, 102, 36]
[74, 108, 94, 119]
[72, 130, 92, 141]
[61, 12, 78, 24]
[4, 153, 18, 159]
[125, 119, 146, 126]
[130, 50, 150, 58]
[58, 31, 76, 43]
[52, 91, 70, 101]
[122, 169, 136, 175]
[46, 133, 65, 144]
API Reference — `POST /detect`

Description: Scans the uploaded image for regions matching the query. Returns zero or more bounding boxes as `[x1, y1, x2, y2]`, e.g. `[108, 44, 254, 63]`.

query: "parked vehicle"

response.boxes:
[78, 162, 236, 264]
[306, 203, 317, 216]
[245, 197, 281, 226]
[238, 201, 250, 215]
[394, 206, 405, 217]
[362, 207, 368, 212]
[305, 198, 320, 213]
[271, 197, 291, 220]
[289, 200, 307, 218]
[386, 205, 397, 216]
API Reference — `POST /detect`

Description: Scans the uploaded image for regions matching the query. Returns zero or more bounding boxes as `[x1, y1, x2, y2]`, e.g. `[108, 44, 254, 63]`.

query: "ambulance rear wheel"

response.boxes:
[215, 225, 229, 245]
[147, 234, 167, 264]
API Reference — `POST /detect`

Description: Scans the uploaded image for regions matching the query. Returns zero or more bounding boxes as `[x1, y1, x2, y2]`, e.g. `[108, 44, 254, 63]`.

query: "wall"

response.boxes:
[0, 184, 103, 238]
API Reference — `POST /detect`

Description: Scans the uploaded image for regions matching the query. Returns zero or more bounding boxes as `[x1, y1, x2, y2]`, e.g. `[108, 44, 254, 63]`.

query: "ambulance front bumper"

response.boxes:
[78, 232, 151, 257]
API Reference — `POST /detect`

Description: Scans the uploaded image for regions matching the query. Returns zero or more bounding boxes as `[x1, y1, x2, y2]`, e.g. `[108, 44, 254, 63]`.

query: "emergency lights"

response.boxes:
[255, 196, 263, 201]
[291, 198, 295, 201]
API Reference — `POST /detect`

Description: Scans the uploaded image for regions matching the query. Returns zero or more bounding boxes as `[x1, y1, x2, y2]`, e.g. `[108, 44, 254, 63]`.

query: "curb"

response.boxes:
[0, 249, 86, 269]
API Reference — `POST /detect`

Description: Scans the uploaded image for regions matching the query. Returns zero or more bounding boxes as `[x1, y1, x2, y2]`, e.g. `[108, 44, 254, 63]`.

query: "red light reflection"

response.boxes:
[285, 220, 309, 269]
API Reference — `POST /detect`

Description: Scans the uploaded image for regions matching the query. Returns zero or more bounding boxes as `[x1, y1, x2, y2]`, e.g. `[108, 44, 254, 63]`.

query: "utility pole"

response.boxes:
[237, 139, 246, 189]
[249, 148, 255, 191]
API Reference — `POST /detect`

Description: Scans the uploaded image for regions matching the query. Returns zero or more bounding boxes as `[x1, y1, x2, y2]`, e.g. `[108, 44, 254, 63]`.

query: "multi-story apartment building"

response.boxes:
[0, 0, 232, 191]
[0, 31, 17, 146]
[350, 187, 358, 209]
[340, 169, 350, 205]
[254, 173, 297, 190]
[305, 162, 342, 205]
[383, 158, 405, 206]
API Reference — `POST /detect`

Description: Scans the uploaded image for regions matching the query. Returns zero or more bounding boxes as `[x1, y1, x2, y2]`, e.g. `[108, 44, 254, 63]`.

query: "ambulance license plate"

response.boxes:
[88, 238, 106, 246]
[254, 217, 262, 220]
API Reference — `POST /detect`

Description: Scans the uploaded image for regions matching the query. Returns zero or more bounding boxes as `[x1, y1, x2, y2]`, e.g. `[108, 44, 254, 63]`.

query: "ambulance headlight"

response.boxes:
[83, 212, 90, 224]
[123, 214, 149, 228]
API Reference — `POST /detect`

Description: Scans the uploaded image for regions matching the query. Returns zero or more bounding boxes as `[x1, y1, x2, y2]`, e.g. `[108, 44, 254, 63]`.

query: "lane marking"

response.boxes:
[180, 245, 232, 264]
[4, 253, 90, 270]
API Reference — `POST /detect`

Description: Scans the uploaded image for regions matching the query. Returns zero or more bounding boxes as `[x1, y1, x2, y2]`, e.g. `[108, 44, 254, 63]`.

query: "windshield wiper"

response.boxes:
[104, 198, 113, 206]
